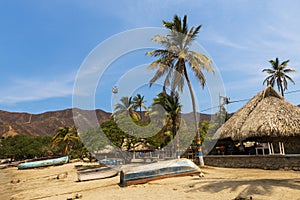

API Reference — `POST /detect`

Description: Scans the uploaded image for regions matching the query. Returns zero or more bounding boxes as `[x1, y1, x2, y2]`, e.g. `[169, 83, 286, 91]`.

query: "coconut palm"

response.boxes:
[133, 94, 147, 119]
[262, 57, 296, 97]
[114, 96, 133, 114]
[114, 96, 140, 121]
[152, 92, 182, 139]
[146, 14, 214, 166]
[152, 92, 182, 157]
[51, 126, 80, 156]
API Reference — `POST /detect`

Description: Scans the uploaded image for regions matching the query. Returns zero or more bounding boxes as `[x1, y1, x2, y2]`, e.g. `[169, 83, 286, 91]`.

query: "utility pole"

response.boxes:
[219, 94, 230, 111]
[112, 86, 118, 121]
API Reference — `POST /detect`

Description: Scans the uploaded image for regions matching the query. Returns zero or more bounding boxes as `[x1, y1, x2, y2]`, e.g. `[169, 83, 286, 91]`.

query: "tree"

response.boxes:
[262, 57, 296, 97]
[114, 96, 133, 115]
[0, 135, 53, 160]
[152, 92, 182, 157]
[133, 94, 147, 119]
[146, 14, 214, 166]
[51, 126, 80, 156]
[114, 96, 140, 121]
[152, 92, 182, 139]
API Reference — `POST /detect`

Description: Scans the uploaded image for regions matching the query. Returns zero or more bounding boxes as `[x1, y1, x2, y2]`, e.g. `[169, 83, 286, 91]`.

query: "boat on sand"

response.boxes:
[77, 167, 118, 181]
[17, 156, 69, 169]
[120, 158, 200, 187]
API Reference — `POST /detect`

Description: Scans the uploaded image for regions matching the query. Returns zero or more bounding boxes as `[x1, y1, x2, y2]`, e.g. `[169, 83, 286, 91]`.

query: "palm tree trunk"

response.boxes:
[183, 67, 205, 166]
[172, 116, 177, 158]
[64, 143, 69, 156]
[280, 83, 284, 97]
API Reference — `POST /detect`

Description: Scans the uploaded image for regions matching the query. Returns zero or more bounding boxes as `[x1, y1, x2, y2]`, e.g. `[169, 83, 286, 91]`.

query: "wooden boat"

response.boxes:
[17, 156, 69, 169]
[0, 164, 8, 169]
[77, 167, 118, 181]
[74, 164, 104, 171]
[120, 158, 200, 187]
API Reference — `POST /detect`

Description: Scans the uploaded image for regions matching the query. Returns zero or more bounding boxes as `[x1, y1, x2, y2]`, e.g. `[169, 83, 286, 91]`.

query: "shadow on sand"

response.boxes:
[186, 177, 300, 198]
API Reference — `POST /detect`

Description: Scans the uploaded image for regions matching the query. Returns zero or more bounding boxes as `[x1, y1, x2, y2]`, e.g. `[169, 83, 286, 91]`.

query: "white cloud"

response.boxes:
[0, 73, 75, 104]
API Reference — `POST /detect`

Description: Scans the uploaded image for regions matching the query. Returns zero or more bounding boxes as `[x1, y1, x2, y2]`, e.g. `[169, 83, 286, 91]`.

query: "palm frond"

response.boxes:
[285, 74, 295, 84]
[263, 74, 274, 85]
[262, 69, 275, 74]
[182, 15, 188, 34]
[281, 59, 290, 67]
[189, 51, 214, 74]
[283, 68, 296, 73]
[149, 66, 169, 87]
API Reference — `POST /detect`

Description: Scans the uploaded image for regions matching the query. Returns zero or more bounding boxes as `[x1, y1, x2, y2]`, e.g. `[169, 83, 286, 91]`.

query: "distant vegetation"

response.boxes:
[0, 126, 89, 160]
[0, 135, 53, 160]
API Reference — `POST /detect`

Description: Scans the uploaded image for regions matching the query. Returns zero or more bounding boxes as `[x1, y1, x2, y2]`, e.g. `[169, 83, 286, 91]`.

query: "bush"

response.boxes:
[0, 135, 52, 160]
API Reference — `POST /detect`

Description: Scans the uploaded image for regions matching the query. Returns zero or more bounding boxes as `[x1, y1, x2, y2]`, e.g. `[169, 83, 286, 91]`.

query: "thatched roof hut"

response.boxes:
[215, 85, 300, 141]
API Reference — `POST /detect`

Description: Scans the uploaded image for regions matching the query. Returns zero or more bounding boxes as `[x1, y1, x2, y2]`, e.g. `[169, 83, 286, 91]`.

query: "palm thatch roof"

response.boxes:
[215, 85, 300, 140]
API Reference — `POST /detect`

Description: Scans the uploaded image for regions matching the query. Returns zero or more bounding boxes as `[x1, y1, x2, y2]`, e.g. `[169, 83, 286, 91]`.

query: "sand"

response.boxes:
[1, 161, 300, 200]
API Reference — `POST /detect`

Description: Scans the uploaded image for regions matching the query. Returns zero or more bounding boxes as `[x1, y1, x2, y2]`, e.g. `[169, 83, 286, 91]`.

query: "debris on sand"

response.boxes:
[57, 172, 68, 179]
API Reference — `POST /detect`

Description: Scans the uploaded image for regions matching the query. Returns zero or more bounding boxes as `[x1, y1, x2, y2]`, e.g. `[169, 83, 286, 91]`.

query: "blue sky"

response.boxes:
[1, 0, 300, 114]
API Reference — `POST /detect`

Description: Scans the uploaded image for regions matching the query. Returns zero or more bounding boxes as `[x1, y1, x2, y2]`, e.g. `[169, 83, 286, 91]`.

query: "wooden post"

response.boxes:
[279, 142, 282, 154]
[271, 143, 274, 155]
[268, 142, 271, 155]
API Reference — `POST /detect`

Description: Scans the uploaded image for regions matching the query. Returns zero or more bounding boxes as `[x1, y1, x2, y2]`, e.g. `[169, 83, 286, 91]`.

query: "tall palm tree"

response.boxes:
[262, 57, 296, 97]
[51, 126, 80, 156]
[146, 14, 214, 166]
[133, 94, 147, 118]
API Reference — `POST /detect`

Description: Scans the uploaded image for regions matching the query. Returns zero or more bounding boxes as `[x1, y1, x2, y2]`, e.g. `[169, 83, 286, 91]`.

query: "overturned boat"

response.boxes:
[120, 158, 200, 187]
[77, 167, 118, 181]
[17, 156, 69, 169]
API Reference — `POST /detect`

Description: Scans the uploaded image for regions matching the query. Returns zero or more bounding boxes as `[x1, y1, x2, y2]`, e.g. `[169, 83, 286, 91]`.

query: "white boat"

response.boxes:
[120, 158, 200, 187]
[77, 167, 118, 181]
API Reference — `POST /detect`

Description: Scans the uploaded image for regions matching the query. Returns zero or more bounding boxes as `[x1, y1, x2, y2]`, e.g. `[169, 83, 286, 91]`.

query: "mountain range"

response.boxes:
[0, 108, 213, 138]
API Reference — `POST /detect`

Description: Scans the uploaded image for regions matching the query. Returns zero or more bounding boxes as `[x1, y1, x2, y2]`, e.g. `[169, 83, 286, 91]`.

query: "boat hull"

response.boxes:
[120, 158, 200, 187]
[77, 167, 118, 181]
[17, 156, 69, 169]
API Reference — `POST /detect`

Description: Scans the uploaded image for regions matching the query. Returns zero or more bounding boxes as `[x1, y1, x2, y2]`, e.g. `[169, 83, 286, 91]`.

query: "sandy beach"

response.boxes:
[1, 161, 300, 200]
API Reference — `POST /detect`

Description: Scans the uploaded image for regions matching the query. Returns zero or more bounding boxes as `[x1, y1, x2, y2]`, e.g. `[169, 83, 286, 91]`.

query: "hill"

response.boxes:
[0, 108, 214, 137]
[0, 108, 111, 137]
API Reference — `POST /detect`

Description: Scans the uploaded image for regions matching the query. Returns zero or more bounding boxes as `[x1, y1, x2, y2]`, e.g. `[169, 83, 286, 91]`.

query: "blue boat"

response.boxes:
[120, 158, 200, 187]
[17, 156, 69, 169]
[99, 158, 123, 166]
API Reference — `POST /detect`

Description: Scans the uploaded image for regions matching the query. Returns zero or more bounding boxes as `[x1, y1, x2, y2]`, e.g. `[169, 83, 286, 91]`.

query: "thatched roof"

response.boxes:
[215, 85, 300, 140]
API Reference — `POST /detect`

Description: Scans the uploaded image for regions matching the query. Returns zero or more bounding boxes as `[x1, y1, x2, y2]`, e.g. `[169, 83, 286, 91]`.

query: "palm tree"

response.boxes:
[114, 96, 133, 114]
[133, 94, 147, 119]
[146, 14, 214, 166]
[153, 92, 182, 157]
[262, 57, 296, 97]
[152, 92, 181, 139]
[51, 126, 80, 156]
[114, 96, 140, 121]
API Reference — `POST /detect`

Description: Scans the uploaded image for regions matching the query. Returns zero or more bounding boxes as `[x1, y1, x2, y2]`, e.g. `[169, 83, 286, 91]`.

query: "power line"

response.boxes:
[200, 98, 249, 112]
[200, 88, 300, 113]
[200, 105, 220, 112]
[227, 98, 250, 104]
[284, 89, 300, 94]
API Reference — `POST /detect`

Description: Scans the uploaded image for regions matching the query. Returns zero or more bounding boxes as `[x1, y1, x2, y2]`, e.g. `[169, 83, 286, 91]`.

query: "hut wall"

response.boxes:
[204, 155, 300, 170]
